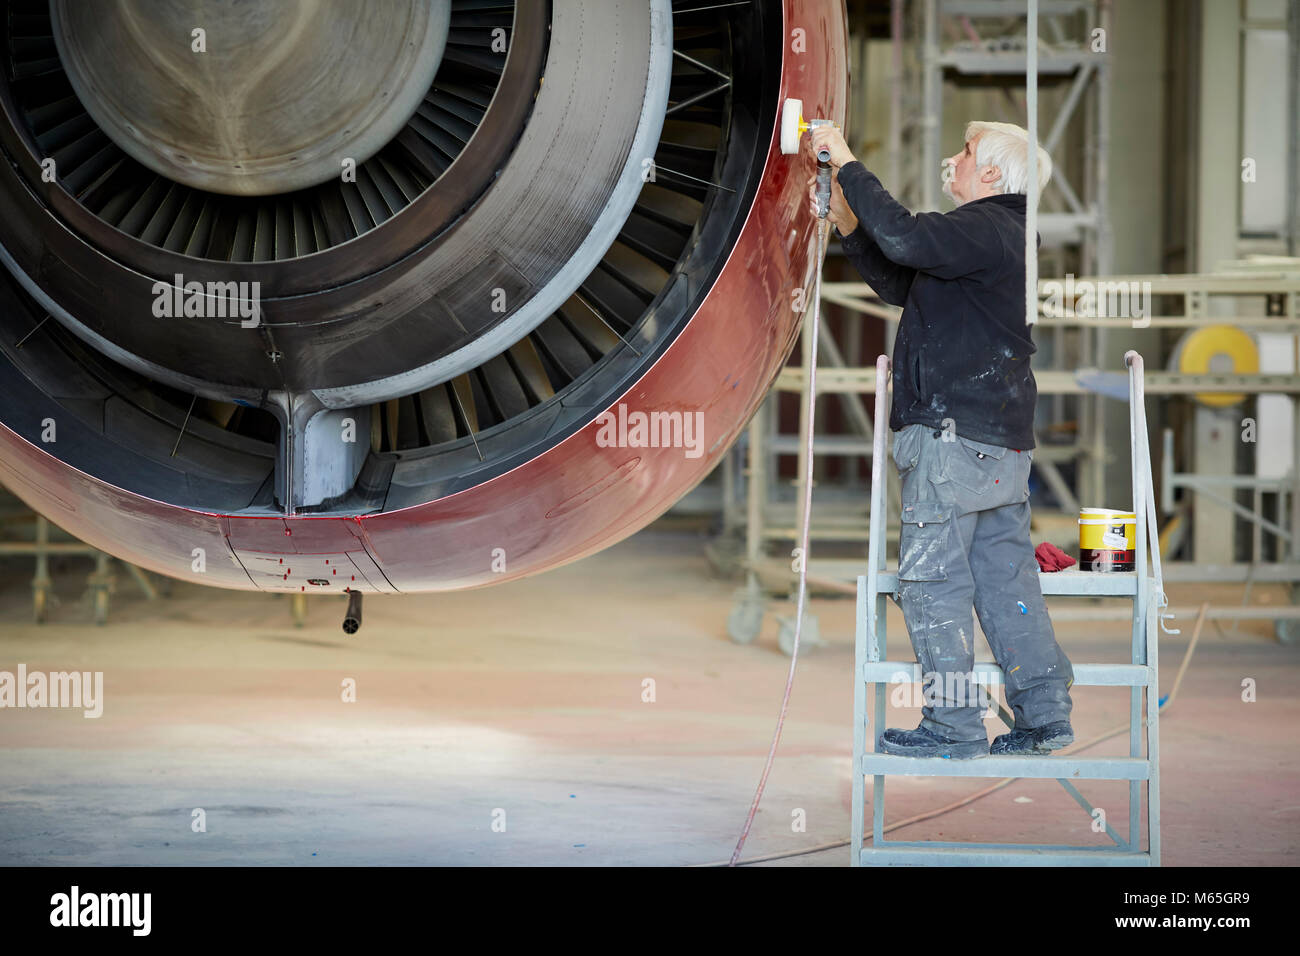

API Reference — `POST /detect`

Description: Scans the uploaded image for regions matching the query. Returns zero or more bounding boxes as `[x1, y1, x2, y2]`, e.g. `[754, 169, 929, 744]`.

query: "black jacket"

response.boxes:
[835, 161, 1038, 450]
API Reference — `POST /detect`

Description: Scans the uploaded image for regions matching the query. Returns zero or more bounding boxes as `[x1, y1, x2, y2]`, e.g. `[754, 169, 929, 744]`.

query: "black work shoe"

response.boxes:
[990, 720, 1074, 755]
[877, 725, 988, 759]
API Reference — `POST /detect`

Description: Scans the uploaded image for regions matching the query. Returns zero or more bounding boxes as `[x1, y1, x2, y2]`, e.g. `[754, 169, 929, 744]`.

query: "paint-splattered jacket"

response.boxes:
[834, 162, 1038, 450]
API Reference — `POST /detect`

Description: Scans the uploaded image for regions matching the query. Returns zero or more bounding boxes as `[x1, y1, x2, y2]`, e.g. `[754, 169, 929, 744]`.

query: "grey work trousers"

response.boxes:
[892, 423, 1074, 741]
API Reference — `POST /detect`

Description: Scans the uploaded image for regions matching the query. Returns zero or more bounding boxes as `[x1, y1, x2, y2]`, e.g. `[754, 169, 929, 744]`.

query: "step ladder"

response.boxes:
[852, 351, 1168, 866]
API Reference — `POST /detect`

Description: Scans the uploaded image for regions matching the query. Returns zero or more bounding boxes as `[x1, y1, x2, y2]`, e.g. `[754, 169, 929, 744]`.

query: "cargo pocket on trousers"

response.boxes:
[898, 500, 952, 582]
[941, 435, 1008, 495]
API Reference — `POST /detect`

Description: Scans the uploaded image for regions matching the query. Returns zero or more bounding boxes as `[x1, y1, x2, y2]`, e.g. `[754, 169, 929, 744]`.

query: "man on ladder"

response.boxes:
[808, 122, 1074, 759]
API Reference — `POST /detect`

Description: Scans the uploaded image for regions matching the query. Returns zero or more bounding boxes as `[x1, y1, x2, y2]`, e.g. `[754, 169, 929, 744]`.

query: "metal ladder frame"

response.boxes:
[852, 351, 1163, 866]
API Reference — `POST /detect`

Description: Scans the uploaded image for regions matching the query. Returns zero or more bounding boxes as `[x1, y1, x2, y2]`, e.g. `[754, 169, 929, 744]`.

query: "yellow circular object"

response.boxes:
[1173, 324, 1258, 407]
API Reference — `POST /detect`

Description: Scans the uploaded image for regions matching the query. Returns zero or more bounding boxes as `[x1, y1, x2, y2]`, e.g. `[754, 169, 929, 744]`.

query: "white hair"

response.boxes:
[964, 121, 1052, 196]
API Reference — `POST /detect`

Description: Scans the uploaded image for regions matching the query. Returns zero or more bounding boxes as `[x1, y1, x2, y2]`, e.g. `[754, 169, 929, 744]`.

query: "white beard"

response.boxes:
[941, 176, 957, 205]
[941, 169, 982, 207]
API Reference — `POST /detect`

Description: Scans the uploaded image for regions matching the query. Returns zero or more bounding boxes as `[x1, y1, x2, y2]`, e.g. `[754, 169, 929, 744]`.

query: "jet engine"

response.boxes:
[0, 0, 847, 593]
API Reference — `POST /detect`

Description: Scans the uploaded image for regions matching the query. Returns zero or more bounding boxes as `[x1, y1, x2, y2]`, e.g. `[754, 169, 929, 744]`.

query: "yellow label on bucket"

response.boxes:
[1078, 509, 1136, 551]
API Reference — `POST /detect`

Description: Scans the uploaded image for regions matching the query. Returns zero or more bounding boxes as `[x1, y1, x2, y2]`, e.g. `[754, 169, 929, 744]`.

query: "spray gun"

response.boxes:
[779, 98, 839, 219]
[814, 138, 833, 220]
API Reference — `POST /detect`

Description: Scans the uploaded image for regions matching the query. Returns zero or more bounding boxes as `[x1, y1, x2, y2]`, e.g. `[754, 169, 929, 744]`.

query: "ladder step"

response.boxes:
[861, 845, 1153, 866]
[862, 753, 1150, 780]
[864, 569, 1142, 597]
[862, 661, 1152, 687]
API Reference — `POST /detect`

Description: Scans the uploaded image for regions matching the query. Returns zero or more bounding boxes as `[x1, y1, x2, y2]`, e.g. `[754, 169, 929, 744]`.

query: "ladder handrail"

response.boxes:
[865, 354, 891, 663]
[1125, 350, 1176, 637]
[1125, 350, 1165, 865]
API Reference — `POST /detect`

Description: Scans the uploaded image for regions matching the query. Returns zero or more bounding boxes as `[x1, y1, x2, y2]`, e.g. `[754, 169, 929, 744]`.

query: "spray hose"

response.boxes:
[728, 214, 831, 866]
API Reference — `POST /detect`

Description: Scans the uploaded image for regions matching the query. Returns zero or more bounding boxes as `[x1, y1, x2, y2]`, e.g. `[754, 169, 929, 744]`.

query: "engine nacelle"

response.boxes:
[0, 0, 847, 593]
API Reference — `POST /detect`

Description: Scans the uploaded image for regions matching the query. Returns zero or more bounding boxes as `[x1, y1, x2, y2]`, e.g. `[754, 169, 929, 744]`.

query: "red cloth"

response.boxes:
[1035, 541, 1076, 572]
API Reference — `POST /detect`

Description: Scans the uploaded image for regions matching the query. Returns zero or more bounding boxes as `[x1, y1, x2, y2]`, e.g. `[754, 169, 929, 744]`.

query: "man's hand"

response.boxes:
[806, 171, 858, 235]
[808, 125, 856, 169]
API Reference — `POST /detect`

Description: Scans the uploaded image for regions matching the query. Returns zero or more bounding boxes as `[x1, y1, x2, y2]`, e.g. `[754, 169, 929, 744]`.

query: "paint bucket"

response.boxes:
[1078, 508, 1136, 572]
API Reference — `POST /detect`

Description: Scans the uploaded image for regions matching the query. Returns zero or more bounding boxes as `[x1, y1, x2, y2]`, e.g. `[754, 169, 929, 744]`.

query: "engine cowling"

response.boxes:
[0, 0, 848, 593]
